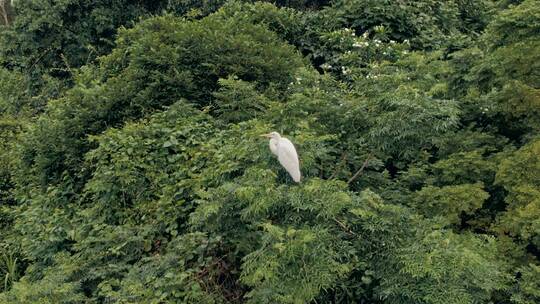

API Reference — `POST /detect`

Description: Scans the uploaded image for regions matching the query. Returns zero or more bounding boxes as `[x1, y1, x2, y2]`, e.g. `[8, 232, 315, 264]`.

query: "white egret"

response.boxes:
[261, 132, 301, 183]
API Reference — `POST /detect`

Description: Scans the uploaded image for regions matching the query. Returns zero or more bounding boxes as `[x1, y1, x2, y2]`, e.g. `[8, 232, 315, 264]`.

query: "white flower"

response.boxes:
[321, 63, 332, 70]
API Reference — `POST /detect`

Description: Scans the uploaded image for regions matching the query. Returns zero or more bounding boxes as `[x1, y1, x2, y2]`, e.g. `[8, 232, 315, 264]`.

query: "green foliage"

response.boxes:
[0, 0, 539, 303]
[166, 0, 227, 17]
[16, 11, 305, 188]
[381, 230, 508, 304]
[322, 0, 463, 49]
[511, 264, 540, 304]
[100, 233, 226, 303]
[0, 253, 86, 303]
[0, 249, 19, 291]
[0, 0, 168, 75]
[241, 224, 351, 303]
[460, 0, 540, 140]
[494, 139, 540, 247]
[348, 190, 510, 304]
[213, 77, 270, 123]
[431, 150, 497, 186]
[412, 183, 489, 225]
[0, 68, 28, 116]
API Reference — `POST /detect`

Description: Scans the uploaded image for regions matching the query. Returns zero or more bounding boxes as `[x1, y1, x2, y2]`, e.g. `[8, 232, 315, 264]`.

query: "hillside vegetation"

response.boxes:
[0, 0, 539, 303]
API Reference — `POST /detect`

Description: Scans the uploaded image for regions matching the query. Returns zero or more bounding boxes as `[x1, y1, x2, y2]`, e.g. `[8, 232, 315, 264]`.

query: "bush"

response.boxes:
[16, 12, 305, 188]
[1, 1, 539, 303]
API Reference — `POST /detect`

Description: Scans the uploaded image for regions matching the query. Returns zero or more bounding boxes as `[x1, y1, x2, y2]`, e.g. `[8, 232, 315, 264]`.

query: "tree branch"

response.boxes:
[27, 46, 53, 71]
[333, 218, 356, 235]
[347, 154, 372, 185]
[60, 53, 73, 75]
[0, 1, 9, 26]
[329, 152, 348, 180]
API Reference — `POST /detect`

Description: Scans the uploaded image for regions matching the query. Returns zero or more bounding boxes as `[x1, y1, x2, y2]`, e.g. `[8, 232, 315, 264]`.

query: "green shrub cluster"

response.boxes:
[0, 0, 538, 303]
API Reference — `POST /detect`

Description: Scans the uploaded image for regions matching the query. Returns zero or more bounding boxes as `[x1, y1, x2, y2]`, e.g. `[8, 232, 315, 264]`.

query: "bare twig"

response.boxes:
[60, 53, 73, 75]
[0, 9, 7, 27]
[329, 152, 348, 180]
[347, 154, 372, 185]
[333, 218, 356, 235]
[0, 0, 12, 26]
[28, 46, 53, 71]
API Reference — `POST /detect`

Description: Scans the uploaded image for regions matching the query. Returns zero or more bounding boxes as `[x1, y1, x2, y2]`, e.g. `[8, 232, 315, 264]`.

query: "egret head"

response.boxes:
[260, 131, 281, 139]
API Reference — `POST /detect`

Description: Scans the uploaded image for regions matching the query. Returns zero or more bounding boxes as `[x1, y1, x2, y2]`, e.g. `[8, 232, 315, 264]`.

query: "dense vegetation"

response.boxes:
[0, 0, 539, 303]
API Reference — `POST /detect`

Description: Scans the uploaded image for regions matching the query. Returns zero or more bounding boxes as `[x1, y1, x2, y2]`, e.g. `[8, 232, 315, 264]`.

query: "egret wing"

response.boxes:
[277, 138, 301, 182]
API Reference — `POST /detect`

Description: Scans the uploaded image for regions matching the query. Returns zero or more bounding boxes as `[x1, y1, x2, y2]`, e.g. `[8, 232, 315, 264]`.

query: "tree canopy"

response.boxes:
[0, 0, 538, 303]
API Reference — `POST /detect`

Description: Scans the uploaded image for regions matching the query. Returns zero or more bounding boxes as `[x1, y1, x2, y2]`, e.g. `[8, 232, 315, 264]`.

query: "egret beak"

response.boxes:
[260, 133, 272, 138]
